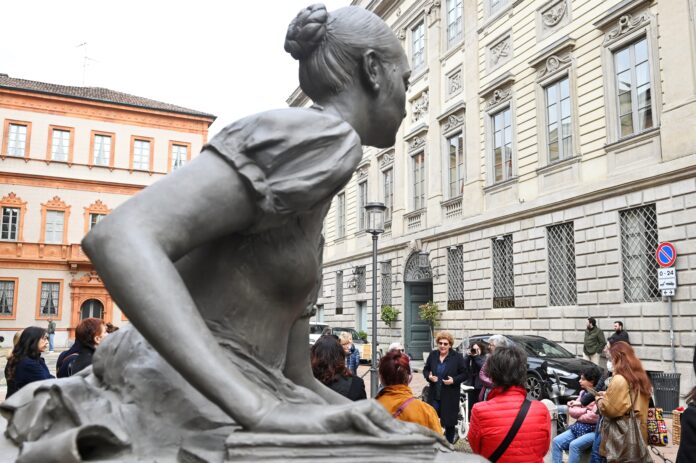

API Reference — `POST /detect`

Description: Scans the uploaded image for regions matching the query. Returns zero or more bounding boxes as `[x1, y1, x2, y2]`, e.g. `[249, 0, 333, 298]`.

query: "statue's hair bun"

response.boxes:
[284, 4, 329, 60]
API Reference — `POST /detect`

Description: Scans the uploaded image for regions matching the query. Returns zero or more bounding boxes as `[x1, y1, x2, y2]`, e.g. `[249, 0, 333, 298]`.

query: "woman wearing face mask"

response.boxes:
[478, 334, 513, 401]
[423, 331, 468, 443]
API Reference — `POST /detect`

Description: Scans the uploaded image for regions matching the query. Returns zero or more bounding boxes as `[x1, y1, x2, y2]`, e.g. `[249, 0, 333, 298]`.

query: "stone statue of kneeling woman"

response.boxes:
[1, 5, 452, 462]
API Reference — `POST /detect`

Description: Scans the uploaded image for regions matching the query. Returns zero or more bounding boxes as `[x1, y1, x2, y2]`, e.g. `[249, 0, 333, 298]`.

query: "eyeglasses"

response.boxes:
[437, 341, 450, 346]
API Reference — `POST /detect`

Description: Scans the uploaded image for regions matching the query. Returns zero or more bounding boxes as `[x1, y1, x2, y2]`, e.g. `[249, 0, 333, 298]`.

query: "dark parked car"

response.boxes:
[458, 334, 600, 400]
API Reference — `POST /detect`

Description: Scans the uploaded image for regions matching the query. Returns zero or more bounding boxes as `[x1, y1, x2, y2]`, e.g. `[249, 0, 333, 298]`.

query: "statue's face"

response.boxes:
[367, 44, 410, 148]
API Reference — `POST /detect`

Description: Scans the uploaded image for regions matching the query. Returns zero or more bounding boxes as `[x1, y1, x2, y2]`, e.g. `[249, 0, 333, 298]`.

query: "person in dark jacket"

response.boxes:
[676, 347, 696, 463]
[606, 320, 629, 346]
[69, 317, 107, 376]
[338, 331, 360, 376]
[465, 341, 488, 414]
[583, 317, 605, 365]
[311, 334, 366, 401]
[3, 330, 23, 398]
[423, 330, 468, 443]
[56, 338, 82, 378]
[5, 326, 54, 398]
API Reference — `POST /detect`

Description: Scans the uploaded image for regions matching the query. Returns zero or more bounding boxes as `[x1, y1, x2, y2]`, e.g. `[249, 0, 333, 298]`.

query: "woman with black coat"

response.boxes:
[69, 317, 107, 376]
[423, 330, 468, 443]
[311, 335, 366, 401]
[5, 326, 54, 398]
[465, 341, 487, 414]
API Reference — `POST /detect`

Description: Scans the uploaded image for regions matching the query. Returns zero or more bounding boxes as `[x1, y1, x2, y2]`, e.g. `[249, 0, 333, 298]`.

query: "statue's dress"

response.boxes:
[0, 107, 363, 462]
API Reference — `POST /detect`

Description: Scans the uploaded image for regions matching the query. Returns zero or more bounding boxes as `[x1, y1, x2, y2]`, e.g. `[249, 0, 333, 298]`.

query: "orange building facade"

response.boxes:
[0, 74, 215, 347]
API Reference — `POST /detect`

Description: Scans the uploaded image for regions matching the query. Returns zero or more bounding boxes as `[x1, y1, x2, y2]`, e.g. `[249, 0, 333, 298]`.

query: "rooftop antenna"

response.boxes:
[76, 42, 98, 86]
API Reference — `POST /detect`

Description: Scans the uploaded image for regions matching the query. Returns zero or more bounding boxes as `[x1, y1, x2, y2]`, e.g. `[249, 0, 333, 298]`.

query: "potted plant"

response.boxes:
[418, 301, 440, 360]
[380, 305, 400, 328]
[357, 330, 368, 342]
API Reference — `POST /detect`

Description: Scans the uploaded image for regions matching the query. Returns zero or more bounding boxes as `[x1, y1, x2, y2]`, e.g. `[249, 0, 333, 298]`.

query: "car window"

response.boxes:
[309, 324, 328, 335]
[519, 339, 574, 358]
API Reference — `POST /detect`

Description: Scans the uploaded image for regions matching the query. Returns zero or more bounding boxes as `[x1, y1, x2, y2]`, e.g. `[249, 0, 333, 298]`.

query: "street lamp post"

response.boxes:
[365, 202, 386, 398]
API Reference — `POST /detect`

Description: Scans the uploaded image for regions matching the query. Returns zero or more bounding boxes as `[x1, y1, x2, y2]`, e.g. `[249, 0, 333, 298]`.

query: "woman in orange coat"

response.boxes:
[376, 350, 442, 434]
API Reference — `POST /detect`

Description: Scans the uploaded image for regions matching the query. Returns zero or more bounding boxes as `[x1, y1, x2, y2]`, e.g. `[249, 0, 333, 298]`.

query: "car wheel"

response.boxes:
[526, 373, 545, 400]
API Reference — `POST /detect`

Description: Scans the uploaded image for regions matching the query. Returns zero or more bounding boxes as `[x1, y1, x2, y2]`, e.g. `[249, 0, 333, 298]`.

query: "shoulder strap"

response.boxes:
[489, 398, 532, 463]
[392, 397, 417, 418]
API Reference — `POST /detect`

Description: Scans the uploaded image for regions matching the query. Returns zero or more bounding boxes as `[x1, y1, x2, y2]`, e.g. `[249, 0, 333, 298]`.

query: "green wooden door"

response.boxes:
[404, 282, 433, 358]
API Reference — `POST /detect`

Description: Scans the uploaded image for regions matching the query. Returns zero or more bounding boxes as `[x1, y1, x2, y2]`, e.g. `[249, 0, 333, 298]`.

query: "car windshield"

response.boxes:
[517, 338, 575, 358]
[309, 324, 328, 335]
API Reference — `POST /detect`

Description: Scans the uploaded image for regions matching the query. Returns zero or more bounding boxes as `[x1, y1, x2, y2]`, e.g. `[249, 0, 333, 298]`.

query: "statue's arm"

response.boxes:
[283, 316, 350, 405]
[82, 149, 276, 428]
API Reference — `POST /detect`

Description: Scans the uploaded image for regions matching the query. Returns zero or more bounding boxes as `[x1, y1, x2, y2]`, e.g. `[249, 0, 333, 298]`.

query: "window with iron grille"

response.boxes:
[336, 271, 344, 314]
[358, 181, 368, 231]
[412, 21, 425, 71]
[381, 261, 392, 306]
[0, 280, 15, 315]
[412, 152, 425, 210]
[40, 281, 60, 316]
[383, 168, 393, 223]
[492, 235, 514, 308]
[620, 205, 659, 302]
[448, 246, 464, 310]
[446, 0, 463, 47]
[1, 207, 20, 241]
[355, 266, 366, 293]
[336, 193, 346, 239]
[547, 222, 577, 306]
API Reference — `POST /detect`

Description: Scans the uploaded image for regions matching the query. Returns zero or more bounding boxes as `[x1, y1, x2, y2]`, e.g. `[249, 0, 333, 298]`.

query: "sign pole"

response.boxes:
[668, 295, 676, 372]
[656, 242, 678, 373]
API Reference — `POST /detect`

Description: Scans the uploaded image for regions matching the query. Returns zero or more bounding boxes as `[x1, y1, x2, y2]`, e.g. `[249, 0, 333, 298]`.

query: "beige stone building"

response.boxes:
[0, 74, 214, 347]
[299, 0, 696, 395]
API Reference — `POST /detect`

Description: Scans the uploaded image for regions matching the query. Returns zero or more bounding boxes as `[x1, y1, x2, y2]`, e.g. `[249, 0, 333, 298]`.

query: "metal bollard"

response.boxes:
[541, 399, 557, 463]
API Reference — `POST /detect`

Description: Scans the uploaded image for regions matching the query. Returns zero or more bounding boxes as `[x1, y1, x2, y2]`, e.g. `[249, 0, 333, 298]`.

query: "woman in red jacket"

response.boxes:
[468, 345, 551, 463]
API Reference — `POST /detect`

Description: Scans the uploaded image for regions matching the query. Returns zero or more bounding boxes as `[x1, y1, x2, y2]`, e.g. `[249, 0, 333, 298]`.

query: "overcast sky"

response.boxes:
[0, 0, 350, 134]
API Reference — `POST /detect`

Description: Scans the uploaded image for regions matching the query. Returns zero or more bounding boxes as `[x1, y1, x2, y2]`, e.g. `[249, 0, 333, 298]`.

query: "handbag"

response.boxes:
[647, 397, 669, 446]
[569, 421, 595, 438]
[600, 388, 652, 463]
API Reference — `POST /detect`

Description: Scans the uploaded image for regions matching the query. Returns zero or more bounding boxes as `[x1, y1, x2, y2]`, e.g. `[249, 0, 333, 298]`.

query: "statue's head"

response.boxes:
[285, 4, 410, 148]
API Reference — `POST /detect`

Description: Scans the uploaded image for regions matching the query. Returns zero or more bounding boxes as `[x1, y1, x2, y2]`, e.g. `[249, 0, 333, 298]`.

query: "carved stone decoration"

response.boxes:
[404, 251, 432, 282]
[379, 151, 395, 168]
[425, 0, 441, 20]
[356, 164, 369, 179]
[1, 192, 26, 206]
[541, 2, 567, 27]
[43, 196, 68, 209]
[605, 13, 649, 44]
[396, 28, 406, 40]
[486, 88, 512, 109]
[442, 114, 464, 133]
[489, 35, 511, 68]
[447, 70, 462, 98]
[537, 54, 573, 79]
[411, 90, 429, 123]
[409, 135, 427, 152]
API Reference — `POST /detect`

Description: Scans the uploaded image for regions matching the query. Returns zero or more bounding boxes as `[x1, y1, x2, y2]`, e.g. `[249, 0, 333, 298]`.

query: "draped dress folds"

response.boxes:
[0, 107, 363, 462]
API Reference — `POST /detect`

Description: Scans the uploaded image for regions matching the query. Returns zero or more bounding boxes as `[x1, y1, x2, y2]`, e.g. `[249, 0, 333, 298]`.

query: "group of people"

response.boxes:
[311, 327, 695, 463]
[583, 317, 630, 365]
[3, 318, 115, 399]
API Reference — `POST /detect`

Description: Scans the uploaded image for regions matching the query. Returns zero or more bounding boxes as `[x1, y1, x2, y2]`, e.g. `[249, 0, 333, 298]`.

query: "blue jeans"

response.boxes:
[48, 333, 55, 351]
[591, 417, 607, 463]
[552, 429, 595, 463]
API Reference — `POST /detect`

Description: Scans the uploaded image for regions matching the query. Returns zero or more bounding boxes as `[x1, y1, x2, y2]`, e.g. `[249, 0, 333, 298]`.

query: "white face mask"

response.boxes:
[606, 360, 613, 372]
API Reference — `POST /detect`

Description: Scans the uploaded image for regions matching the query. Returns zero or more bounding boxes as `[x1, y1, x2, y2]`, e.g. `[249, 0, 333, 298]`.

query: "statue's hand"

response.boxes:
[252, 400, 449, 446]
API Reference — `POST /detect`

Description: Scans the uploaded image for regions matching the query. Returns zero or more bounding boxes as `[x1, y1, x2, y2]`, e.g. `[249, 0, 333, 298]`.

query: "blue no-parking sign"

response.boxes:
[656, 242, 677, 268]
